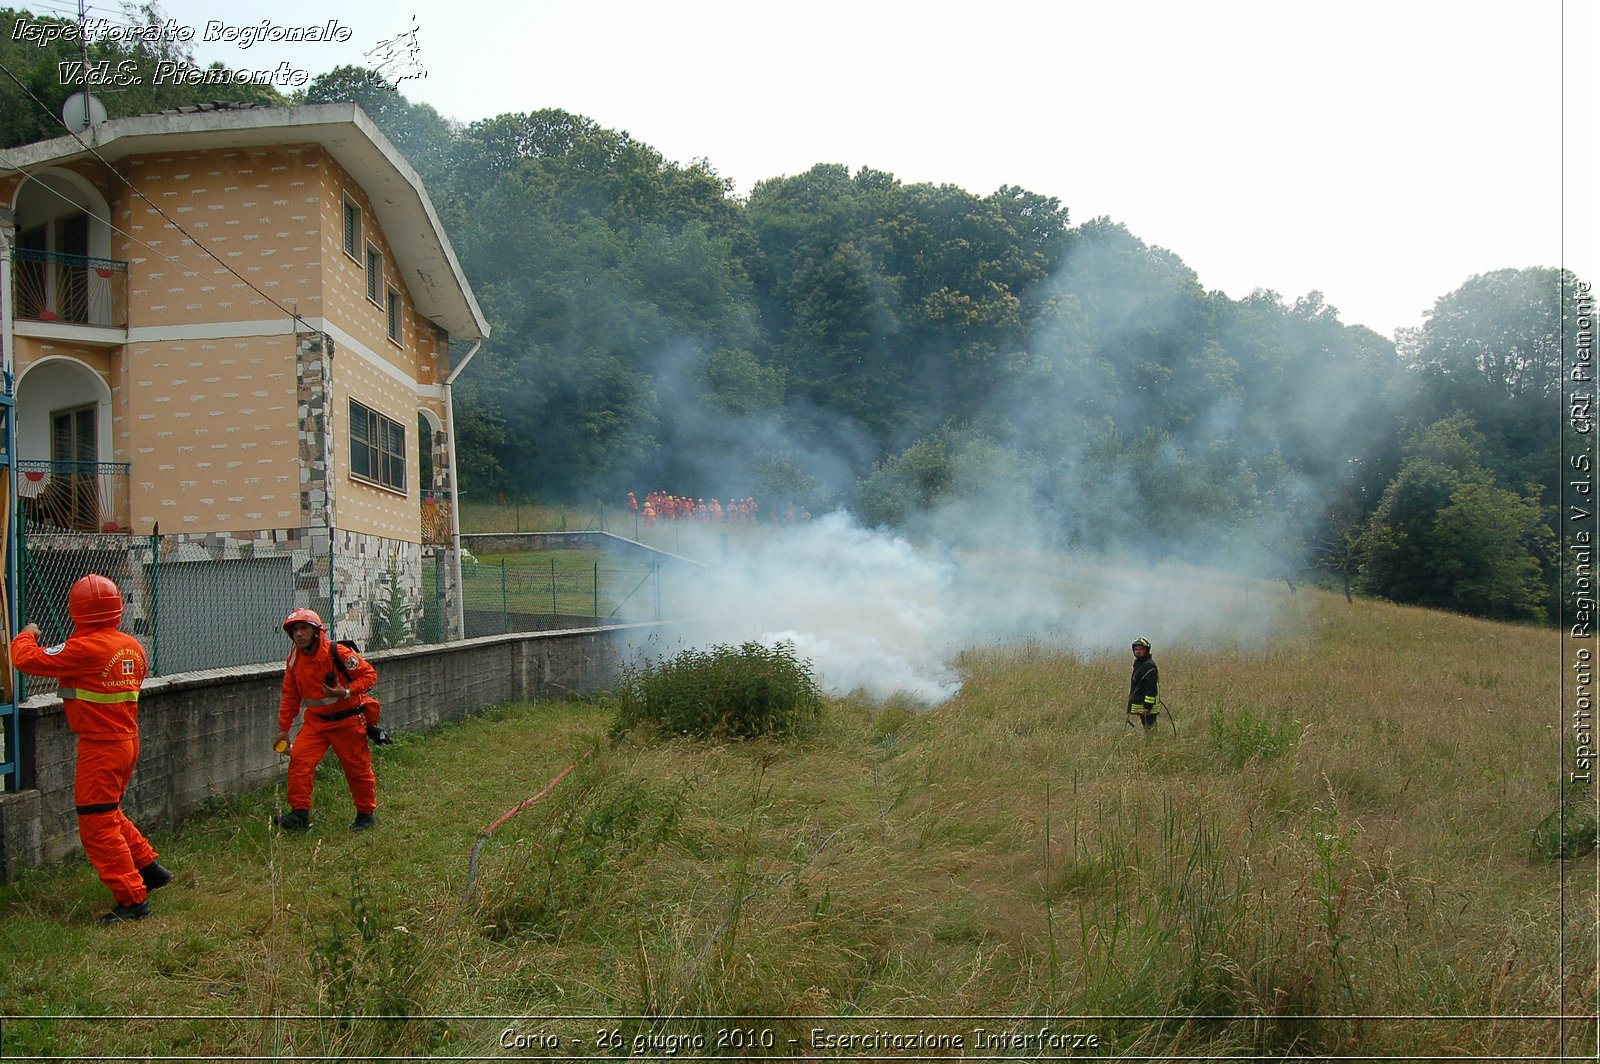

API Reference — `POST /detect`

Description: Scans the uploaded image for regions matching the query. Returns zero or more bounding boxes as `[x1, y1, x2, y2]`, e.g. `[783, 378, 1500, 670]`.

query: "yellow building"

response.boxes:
[1, 101, 489, 662]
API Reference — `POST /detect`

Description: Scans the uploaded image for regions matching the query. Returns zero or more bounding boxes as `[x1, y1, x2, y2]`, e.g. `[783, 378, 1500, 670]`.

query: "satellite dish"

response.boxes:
[62, 92, 107, 133]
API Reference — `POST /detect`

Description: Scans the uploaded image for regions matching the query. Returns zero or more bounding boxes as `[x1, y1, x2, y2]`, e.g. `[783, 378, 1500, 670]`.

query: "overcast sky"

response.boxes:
[26, 0, 1598, 339]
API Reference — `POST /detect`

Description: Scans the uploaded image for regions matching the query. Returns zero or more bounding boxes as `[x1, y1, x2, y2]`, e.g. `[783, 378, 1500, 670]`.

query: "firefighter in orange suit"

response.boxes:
[275, 608, 381, 832]
[10, 574, 172, 924]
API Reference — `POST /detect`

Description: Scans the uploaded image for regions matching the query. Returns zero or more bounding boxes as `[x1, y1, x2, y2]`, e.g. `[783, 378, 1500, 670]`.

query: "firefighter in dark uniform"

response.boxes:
[1128, 636, 1160, 729]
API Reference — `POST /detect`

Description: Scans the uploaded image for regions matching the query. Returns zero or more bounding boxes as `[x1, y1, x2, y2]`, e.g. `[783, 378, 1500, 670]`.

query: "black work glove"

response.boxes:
[365, 724, 392, 745]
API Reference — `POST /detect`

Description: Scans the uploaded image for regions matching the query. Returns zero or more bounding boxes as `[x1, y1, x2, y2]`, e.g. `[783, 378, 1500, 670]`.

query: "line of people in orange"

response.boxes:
[629, 491, 762, 524]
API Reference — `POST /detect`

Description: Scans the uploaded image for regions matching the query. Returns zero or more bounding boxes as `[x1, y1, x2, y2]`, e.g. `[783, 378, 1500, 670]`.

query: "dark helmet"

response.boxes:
[1132, 637, 1152, 652]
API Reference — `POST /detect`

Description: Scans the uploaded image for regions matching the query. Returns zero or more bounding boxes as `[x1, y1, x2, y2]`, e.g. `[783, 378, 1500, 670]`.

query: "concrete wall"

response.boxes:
[0, 621, 667, 882]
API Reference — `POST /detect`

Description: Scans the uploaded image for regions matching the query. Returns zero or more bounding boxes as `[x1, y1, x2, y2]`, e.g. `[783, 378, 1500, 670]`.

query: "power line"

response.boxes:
[12, 1, 84, 20]
[13, 2, 199, 37]
[8, 2, 159, 40]
[0, 151, 280, 318]
[0, 55, 309, 328]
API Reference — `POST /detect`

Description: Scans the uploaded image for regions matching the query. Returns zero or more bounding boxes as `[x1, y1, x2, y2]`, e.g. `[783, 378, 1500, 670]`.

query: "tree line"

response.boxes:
[0, 8, 1580, 624]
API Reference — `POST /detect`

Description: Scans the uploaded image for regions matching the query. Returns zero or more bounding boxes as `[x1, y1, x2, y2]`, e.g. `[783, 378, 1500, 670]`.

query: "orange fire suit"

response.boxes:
[279, 639, 379, 815]
[11, 626, 157, 907]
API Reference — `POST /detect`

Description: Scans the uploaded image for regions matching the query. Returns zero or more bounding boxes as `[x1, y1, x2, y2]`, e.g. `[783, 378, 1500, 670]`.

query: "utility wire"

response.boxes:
[0, 55, 310, 329]
[14, 3, 204, 40]
[12, 1, 85, 20]
[0, 151, 290, 318]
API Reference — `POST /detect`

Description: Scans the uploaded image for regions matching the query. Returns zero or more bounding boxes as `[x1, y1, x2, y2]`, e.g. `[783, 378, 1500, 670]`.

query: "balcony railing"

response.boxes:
[16, 460, 132, 533]
[11, 248, 129, 328]
[421, 489, 453, 545]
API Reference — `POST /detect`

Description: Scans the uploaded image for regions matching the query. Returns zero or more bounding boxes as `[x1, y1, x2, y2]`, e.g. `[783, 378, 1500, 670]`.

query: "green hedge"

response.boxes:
[611, 641, 823, 741]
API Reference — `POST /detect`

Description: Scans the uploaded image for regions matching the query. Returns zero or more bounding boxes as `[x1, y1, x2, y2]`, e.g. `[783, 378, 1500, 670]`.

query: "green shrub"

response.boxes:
[1207, 699, 1300, 769]
[1528, 803, 1599, 861]
[368, 560, 413, 650]
[610, 641, 823, 741]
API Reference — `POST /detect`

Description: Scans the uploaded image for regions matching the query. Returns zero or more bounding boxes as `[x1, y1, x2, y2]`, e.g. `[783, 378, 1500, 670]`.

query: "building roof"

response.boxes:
[2, 101, 489, 342]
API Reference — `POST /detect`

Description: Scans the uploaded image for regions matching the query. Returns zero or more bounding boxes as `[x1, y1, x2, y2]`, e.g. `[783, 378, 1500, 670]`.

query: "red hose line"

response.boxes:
[464, 758, 581, 899]
[486, 761, 578, 833]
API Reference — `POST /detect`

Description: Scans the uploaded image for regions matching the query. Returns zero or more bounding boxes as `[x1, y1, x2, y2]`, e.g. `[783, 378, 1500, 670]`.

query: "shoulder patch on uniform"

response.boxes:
[344, 655, 359, 669]
[44, 642, 65, 655]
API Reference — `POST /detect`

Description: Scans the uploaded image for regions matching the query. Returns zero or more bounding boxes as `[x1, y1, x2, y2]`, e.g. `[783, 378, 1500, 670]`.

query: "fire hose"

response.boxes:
[1124, 699, 1179, 736]
[463, 759, 581, 900]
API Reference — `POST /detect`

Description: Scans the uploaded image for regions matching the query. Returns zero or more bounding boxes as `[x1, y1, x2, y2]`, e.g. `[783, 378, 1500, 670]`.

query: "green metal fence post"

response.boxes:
[326, 541, 335, 638]
[20, 538, 66, 643]
[550, 557, 557, 615]
[147, 529, 160, 674]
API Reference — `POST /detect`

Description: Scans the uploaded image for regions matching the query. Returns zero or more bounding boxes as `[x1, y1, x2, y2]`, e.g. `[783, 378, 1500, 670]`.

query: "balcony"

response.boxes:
[17, 460, 132, 534]
[11, 248, 128, 328]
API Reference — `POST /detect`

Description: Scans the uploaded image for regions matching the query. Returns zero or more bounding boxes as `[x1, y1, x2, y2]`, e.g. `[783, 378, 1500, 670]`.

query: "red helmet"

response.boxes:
[282, 607, 325, 635]
[69, 574, 123, 628]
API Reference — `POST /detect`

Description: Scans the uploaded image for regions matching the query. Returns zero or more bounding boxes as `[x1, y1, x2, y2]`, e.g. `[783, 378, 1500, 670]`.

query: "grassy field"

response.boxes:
[457, 498, 612, 536]
[457, 497, 784, 560]
[420, 549, 667, 637]
[439, 499, 775, 634]
[0, 582, 1590, 1060]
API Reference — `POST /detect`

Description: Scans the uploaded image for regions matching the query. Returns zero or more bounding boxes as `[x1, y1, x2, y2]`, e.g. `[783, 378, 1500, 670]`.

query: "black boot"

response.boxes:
[139, 861, 172, 891]
[349, 812, 376, 832]
[278, 808, 311, 831]
[97, 899, 151, 925]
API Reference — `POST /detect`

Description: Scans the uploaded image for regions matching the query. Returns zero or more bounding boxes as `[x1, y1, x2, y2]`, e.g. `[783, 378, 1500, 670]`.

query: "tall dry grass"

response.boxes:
[0, 578, 1589, 1060]
[443, 581, 1584, 1057]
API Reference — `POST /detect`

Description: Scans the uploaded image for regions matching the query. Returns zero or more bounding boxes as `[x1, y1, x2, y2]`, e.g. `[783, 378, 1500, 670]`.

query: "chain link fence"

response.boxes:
[16, 527, 302, 698]
[418, 550, 685, 642]
[16, 525, 695, 698]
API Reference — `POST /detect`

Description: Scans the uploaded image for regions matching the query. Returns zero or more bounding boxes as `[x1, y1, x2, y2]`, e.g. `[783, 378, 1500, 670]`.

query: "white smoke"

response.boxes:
[649, 508, 1286, 704]
[620, 219, 1338, 706]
